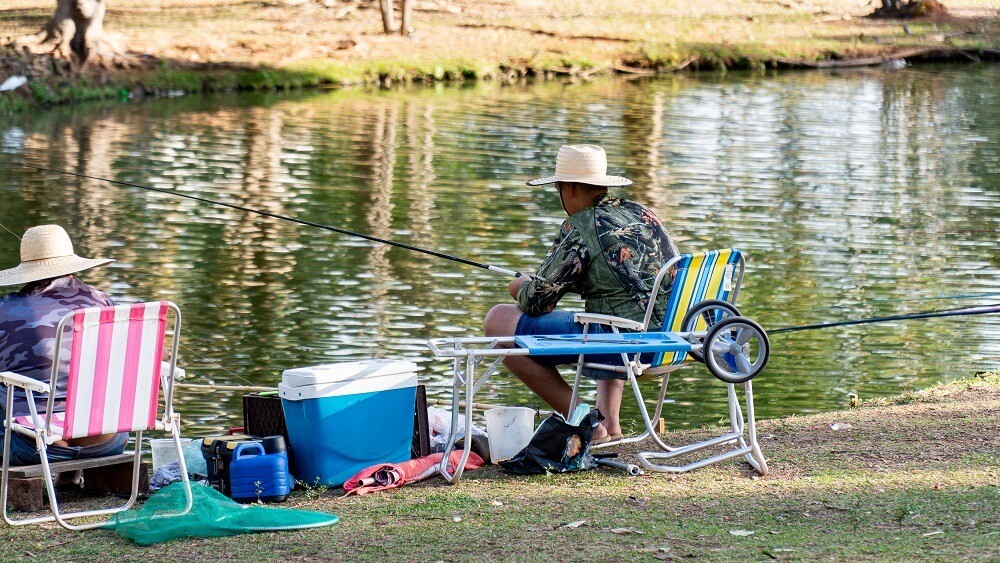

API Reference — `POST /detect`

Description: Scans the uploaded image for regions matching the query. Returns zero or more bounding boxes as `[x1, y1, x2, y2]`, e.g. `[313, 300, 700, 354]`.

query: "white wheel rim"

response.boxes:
[707, 323, 766, 381]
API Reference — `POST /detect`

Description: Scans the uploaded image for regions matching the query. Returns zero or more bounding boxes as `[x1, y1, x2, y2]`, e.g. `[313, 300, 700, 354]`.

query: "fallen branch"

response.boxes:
[611, 64, 656, 75]
[578, 64, 610, 77]
[774, 46, 989, 68]
[670, 55, 699, 72]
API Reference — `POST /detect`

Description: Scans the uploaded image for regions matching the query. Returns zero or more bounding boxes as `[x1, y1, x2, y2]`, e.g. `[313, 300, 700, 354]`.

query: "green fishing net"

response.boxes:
[103, 482, 339, 545]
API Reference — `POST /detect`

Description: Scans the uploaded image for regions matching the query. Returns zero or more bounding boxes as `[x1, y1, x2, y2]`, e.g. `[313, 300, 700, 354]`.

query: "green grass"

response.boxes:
[0, 372, 997, 560]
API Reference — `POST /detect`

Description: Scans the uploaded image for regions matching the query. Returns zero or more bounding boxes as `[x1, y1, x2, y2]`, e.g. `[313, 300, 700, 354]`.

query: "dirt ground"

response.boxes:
[2, 0, 998, 75]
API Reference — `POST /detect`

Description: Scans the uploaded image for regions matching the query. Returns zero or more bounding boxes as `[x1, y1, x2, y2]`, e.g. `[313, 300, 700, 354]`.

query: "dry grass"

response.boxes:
[2, 0, 998, 76]
[0, 373, 996, 560]
[1, 0, 997, 114]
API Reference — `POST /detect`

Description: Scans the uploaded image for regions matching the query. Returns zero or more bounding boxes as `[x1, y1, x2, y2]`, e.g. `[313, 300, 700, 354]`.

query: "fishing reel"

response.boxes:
[681, 299, 770, 385]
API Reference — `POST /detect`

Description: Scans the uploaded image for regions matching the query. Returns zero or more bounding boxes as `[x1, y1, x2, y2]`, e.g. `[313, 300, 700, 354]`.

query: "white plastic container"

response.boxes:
[150, 438, 192, 471]
[485, 407, 535, 463]
[279, 359, 418, 486]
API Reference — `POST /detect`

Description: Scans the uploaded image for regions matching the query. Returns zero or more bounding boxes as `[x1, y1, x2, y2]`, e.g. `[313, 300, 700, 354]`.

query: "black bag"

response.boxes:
[499, 409, 603, 475]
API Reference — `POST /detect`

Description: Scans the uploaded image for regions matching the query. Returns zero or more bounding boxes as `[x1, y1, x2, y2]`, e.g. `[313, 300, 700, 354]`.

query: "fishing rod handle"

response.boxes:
[488, 265, 528, 279]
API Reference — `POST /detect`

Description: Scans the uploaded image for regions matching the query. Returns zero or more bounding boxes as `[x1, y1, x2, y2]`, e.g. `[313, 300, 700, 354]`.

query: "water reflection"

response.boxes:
[0, 67, 997, 434]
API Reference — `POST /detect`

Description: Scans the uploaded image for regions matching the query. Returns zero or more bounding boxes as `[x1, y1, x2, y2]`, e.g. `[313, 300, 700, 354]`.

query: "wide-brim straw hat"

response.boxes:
[0, 225, 113, 287]
[526, 144, 633, 187]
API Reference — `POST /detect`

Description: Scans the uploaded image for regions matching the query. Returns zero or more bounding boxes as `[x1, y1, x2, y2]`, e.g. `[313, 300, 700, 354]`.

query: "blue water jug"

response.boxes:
[228, 437, 292, 503]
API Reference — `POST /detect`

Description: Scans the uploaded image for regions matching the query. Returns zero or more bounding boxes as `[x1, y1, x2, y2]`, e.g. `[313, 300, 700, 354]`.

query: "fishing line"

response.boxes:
[0, 221, 22, 241]
[826, 292, 1000, 305]
[768, 303, 1000, 334]
[3, 162, 531, 279]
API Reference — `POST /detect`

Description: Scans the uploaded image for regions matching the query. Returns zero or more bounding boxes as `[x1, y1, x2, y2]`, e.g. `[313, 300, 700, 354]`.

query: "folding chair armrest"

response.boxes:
[0, 371, 50, 394]
[573, 313, 645, 332]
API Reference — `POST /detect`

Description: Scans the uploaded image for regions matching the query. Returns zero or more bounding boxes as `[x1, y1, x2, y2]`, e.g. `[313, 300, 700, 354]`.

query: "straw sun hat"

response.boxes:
[526, 144, 633, 187]
[0, 225, 113, 287]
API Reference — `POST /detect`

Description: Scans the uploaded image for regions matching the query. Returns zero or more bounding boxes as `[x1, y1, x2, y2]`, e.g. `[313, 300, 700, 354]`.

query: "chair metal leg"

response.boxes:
[2, 433, 149, 529]
[46, 430, 157, 531]
[742, 382, 768, 474]
[440, 355, 475, 484]
[635, 380, 767, 475]
[568, 357, 585, 418]
[170, 425, 194, 515]
[593, 361, 677, 454]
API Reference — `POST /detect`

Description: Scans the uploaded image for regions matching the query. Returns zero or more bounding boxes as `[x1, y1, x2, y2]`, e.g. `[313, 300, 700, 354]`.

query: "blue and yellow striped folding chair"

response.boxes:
[566, 248, 770, 475]
[426, 248, 769, 483]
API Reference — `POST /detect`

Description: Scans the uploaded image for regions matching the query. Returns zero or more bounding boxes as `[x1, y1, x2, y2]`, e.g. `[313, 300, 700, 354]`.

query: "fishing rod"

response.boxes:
[769, 302, 1000, 334]
[3, 162, 531, 279]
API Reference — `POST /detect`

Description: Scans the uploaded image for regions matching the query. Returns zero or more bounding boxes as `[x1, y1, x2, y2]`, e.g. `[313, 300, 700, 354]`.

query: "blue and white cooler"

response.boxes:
[279, 360, 418, 487]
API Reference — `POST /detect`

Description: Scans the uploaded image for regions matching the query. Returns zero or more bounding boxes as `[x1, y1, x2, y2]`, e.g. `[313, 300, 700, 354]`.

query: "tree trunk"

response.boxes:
[43, 0, 107, 64]
[400, 0, 413, 36]
[379, 0, 396, 33]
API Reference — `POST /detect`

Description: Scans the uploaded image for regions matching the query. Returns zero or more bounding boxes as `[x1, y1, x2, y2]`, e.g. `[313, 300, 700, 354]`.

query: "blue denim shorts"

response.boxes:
[1, 406, 128, 466]
[515, 310, 647, 381]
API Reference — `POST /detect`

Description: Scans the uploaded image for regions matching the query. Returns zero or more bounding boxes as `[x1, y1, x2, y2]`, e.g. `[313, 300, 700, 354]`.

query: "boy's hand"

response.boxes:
[508, 275, 530, 300]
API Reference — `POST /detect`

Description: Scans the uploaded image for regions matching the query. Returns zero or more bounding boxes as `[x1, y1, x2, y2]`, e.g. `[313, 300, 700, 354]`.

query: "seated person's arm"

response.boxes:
[514, 220, 589, 316]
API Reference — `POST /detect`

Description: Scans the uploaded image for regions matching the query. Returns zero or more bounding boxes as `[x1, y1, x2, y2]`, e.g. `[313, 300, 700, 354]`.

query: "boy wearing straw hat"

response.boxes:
[0, 225, 128, 466]
[484, 145, 679, 443]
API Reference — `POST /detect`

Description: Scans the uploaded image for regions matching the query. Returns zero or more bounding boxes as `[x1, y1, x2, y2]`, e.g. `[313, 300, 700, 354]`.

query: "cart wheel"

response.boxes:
[703, 316, 769, 384]
[681, 299, 741, 362]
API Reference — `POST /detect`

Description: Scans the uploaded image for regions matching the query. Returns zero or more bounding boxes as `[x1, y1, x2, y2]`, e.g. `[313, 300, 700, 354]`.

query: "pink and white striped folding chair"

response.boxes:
[0, 301, 191, 530]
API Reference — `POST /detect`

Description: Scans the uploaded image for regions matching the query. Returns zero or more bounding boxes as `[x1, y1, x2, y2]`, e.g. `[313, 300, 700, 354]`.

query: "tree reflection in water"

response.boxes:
[0, 67, 997, 433]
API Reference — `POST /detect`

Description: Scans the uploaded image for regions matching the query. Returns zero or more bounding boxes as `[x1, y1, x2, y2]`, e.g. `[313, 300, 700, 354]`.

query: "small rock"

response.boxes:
[830, 422, 852, 431]
[729, 529, 754, 536]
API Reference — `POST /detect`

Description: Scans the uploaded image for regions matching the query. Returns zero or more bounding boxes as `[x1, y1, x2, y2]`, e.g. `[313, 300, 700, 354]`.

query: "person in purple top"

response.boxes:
[0, 225, 127, 466]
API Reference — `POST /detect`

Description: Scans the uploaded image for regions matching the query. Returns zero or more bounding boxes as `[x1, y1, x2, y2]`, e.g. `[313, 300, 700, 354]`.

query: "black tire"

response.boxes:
[681, 299, 741, 362]
[702, 316, 770, 384]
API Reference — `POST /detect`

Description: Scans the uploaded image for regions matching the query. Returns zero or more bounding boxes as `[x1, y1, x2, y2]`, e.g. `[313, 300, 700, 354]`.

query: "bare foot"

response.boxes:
[600, 420, 622, 437]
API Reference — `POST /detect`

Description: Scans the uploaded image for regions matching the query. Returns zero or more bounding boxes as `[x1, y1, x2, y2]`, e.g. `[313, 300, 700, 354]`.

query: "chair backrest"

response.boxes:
[57, 301, 179, 441]
[648, 249, 745, 367]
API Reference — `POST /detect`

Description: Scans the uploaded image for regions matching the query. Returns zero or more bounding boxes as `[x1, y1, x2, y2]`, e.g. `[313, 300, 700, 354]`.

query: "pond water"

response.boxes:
[1, 66, 998, 435]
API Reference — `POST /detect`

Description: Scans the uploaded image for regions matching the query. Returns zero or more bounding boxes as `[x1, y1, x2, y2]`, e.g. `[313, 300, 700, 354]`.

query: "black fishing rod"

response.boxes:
[5, 162, 530, 279]
[769, 302, 1000, 334]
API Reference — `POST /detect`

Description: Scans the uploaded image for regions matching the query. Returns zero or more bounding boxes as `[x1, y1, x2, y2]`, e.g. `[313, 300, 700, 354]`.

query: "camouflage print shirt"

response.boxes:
[0, 276, 114, 417]
[518, 194, 679, 327]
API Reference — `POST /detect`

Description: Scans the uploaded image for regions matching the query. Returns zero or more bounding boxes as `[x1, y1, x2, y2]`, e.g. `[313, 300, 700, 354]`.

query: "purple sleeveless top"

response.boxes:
[0, 276, 114, 417]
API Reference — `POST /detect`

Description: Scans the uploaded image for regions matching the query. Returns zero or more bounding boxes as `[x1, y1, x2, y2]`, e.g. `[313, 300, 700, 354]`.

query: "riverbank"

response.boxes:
[1, 0, 998, 114]
[0, 371, 996, 560]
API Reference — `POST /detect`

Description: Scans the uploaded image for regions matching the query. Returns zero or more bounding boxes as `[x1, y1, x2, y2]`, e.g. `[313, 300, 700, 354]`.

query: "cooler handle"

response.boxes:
[233, 441, 265, 459]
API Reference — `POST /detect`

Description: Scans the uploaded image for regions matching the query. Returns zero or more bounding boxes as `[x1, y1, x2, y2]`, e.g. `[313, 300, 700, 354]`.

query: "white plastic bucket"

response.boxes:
[150, 438, 192, 471]
[484, 407, 535, 463]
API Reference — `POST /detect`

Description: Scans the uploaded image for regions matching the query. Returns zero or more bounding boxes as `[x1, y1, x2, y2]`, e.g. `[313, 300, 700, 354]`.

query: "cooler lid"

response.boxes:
[280, 359, 419, 389]
[279, 371, 417, 401]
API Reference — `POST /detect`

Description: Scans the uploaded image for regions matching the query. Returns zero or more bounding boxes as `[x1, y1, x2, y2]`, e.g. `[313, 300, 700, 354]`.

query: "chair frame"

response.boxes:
[570, 252, 767, 475]
[426, 249, 768, 483]
[0, 301, 192, 530]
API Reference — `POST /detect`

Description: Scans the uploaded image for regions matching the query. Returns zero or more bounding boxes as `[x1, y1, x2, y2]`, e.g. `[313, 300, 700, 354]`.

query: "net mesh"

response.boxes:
[103, 482, 339, 545]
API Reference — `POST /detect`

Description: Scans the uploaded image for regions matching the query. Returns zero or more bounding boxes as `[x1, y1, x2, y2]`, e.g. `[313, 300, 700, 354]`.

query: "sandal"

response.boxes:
[590, 433, 624, 446]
